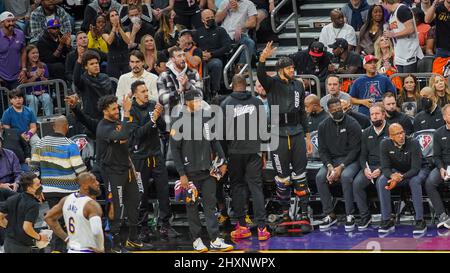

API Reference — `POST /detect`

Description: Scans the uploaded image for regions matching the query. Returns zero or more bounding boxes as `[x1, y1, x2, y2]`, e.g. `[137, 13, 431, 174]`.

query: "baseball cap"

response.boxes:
[363, 55, 379, 65]
[328, 38, 348, 50]
[0, 12, 14, 23]
[179, 29, 193, 37]
[309, 41, 325, 58]
[47, 18, 61, 29]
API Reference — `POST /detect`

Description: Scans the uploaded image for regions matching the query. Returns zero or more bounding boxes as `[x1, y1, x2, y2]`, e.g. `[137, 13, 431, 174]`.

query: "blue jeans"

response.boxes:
[26, 93, 53, 116]
[377, 168, 429, 221]
[236, 33, 255, 64]
[205, 58, 223, 92]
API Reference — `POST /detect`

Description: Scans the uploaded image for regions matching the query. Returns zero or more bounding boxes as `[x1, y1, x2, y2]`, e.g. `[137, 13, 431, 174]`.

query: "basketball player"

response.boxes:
[45, 172, 104, 253]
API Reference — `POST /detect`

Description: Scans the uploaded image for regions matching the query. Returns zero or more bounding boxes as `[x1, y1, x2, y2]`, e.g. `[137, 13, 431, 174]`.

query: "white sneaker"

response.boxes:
[193, 238, 208, 253]
[210, 237, 233, 252]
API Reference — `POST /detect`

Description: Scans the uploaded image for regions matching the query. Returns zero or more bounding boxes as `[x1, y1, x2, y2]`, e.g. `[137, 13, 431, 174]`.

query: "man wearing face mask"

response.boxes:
[316, 97, 362, 231]
[0, 172, 49, 253]
[353, 104, 389, 231]
[378, 123, 428, 235]
[30, 115, 87, 252]
[305, 94, 328, 132]
[382, 92, 414, 135]
[414, 87, 445, 132]
[194, 9, 232, 95]
[258, 42, 314, 231]
[81, 0, 122, 32]
[127, 5, 155, 50]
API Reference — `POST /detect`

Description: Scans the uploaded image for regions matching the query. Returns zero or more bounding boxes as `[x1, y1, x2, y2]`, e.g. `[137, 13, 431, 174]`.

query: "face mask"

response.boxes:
[130, 16, 141, 24]
[331, 110, 344, 122]
[206, 19, 216, 28]
[372, 119, 383, 127]
[421, 97, 433, 112]
[35, 186, 43, 197]
[386, 109, 396, 116]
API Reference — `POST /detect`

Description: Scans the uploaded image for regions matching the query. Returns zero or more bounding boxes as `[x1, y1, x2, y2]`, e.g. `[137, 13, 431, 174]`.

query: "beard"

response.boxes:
[88, 186, 101, 197]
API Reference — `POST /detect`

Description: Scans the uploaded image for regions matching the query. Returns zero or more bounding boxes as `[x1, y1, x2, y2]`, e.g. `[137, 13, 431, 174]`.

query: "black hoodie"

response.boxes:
[129, 100, 166, 159]
[257, 61, 309, 137]
[220, 91, 265, 155]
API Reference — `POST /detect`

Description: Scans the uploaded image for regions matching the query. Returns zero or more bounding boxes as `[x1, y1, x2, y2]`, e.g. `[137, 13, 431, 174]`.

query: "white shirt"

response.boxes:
[219, 0, 257, 39]
[116, 70, 158, 106]
[319, 23, 357, 53]
[63, 193, 98, 252]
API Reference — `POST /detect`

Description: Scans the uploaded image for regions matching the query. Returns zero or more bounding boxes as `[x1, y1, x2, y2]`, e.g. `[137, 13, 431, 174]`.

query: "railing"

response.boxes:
[389, 72, 441, 89]
[0, 87, 10, 114]
[295, 74, 322, 98]
[271, 0, 301, 50]
[223, 44, 254, 94]
[16, 79, 69, 116]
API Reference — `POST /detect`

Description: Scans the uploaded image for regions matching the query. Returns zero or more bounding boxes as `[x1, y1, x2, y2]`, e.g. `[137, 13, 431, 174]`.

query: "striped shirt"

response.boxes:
[31, 133, 87, 194]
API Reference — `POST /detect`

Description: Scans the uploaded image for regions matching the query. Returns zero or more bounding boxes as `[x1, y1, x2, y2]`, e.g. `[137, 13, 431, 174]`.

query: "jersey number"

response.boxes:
[68, 217, 75, 234]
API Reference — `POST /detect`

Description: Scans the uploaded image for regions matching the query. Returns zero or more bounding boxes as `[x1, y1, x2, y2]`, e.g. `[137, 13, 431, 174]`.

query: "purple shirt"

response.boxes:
[0, 28, 25, 81]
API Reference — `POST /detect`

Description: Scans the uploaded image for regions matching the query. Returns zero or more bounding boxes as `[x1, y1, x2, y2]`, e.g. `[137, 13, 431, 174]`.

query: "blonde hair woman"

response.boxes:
[374, 36, 396, 75]
[430, 74, 450, 108]
[139, 34, 167, 75]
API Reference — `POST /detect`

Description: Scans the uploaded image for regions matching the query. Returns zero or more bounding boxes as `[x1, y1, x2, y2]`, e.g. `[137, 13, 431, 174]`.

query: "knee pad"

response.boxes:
[292, 173, 310, 198]
[275, 176, 292, 201]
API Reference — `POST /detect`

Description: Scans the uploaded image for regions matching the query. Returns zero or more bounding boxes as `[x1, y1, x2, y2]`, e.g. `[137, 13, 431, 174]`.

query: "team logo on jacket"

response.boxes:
[294, 91, 300, 108]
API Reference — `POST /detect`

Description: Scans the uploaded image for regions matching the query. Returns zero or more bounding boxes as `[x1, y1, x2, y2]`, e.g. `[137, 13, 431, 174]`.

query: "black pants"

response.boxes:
[46, 192, 69, 252]
[4, 238, 32, 253]
[133, 154, 171, 225]
[186, 171, 219, 241]
[103, 168, 141, 241]
[47, 62, 66, 80]
[106, 61, 130, 79]
[174, 10, 202, 29]
[270, 133, 308, 209]
[229, 153, 266, 227]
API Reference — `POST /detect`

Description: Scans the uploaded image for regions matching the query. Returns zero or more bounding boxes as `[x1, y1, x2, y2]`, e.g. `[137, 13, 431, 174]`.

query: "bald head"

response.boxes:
[232, 74, 247, 92]
[77, 172, 101, 197]
[389, 123, 406, 146]
[78, 172, 96, 186]
[304, 94, 322, 114]
[388, 123, 403, 135]
[305, 94, 320, 105]
[202, 9, 214, 20]
[53, 115, 69, 136]
[201, 9, 215, 28]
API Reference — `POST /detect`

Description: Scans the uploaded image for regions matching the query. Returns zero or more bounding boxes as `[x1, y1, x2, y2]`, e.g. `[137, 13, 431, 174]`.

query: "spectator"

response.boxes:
[24, 45, 53, 117]
[0, 173, 49, 253]
[194, 9, 232, 95]
[215, 0, 257, 64]
[328, 38, 363, 75]
[425, 25, 436, 55]
[382, 92, 414, 135]
[1, 90, 39, 148]
[374, 36, 398, 76]
[29, 0, 72, 44]
[157, 46, 202, 131]
[88, 14, 109, 54]
[30, 115, 86, 252]
[151, 0, 173, 22]
[250, 0, 274, 31]
[4, 0, 32, 33]
[349, 55, 397, 116]
[357, 4, 385, 55]
[430, 74, 450, 107]
[426, 0, 450, 63]
[81, 0, 122, 32]
[398, 74, 422, 117]
[341, 0, 370, 31]
[120, 0, 153, 27]
[0, 12, 26, 90]
[414, 86, 445, 131]
[128, 4, 156, 50]
[173, 0, 203, 29]
[155, 10, 181, 58]
[66, 31, 108, 88]
[416, 0, 433, 13]
[319, 9, 357, 53]
[74, 50, 114, 119]
[290, 41, 332, 86]
[139, 34, 168, 75]
[305, 94, 328, 132]
[37, 19, 72, 81]
[412, 7, 431, 53]
[102, 9, 131, 79]
[382, 0, 424, 73]
[255, 79, 269, 115]
[320, 74, 355, 112]
[2, 127, 32, 172]
[116, 50, 158, 105]
[178, 29, 202, 76]
[0, 137, 21, 192]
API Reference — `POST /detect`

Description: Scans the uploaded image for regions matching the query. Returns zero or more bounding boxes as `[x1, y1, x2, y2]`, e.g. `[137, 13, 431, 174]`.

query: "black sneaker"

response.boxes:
[344, 215, 355, 232]
[319, 215, 337, 230]
[124, 239, 154, 251]
[378, 219, 395, 233]
[159, 224, 181, 238]
[413, 220, 427, 235]
[357, 216, 372, 231]
[138, 226, 154, 243]
[110, 235, 128, 253]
